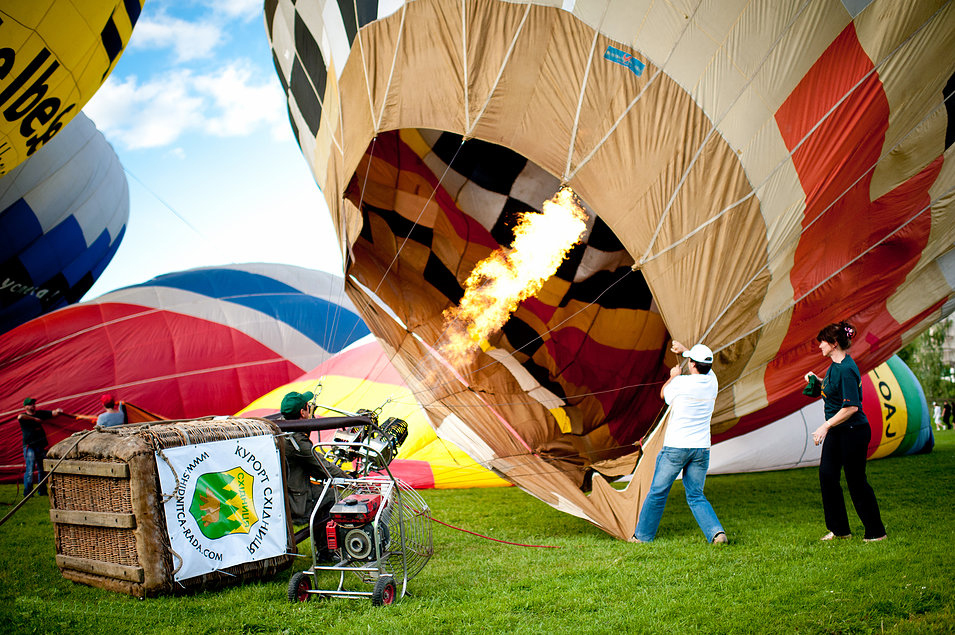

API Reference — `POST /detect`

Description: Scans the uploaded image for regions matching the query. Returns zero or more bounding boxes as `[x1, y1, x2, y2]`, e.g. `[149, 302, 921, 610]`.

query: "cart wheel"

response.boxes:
[372, 575, 397, 606]
[288, 571, 311, 603]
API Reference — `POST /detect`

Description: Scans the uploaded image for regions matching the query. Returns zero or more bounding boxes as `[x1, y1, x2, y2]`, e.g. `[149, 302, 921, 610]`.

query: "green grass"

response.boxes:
[2, 431, 954, 634]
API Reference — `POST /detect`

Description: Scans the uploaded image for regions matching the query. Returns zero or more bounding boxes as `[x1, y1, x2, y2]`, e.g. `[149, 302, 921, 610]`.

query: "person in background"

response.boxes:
[942, 400, 952, 431]
[631, 341, 728, 545]
[18, 397, 61, 496]
[279, 391, 348, 526]
[805, 321, 887, 542]
[96, 393, 125, 428]
[933, 401, 943, 430]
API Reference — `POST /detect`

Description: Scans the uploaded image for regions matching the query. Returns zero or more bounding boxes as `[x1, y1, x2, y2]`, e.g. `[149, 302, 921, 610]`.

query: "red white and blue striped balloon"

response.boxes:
[0, 263, 369, 482]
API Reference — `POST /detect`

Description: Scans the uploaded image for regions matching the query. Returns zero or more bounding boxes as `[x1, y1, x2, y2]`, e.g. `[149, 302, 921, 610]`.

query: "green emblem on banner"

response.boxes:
[189, 467, 258, 539]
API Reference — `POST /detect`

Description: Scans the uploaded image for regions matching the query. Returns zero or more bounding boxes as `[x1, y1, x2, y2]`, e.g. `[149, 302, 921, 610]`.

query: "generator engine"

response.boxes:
[330, 415, 409, 469]
[325, 493, 390, 561]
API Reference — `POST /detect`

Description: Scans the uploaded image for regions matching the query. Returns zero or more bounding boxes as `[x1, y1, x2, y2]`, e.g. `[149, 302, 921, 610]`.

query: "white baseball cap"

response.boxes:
[683, 344, 714, 364]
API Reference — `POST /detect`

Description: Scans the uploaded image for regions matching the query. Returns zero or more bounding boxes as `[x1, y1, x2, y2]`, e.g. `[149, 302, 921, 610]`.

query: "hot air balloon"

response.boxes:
[0, 263, 369, 482]
[0, 112, 128, 333]
[709, 354, 934, 474]
[239, 337, 508, 489]
[268, 1, 955, 538]
[0, 1, 143, 176]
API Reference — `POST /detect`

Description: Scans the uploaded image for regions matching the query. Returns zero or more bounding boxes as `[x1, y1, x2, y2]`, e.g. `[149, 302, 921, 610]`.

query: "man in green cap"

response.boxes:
[279, 391, 348, 528]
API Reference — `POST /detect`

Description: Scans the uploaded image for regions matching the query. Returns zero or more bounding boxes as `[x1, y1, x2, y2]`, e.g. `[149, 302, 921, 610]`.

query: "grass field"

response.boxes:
[1, 430, 953, 634]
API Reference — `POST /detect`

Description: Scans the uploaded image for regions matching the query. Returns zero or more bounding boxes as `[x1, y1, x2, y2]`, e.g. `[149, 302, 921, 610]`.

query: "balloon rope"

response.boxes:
[0, 429, 94, 528]
[430, 515, 560, 548]
[642, 2, 947, 267]
[636, 0, 813, 265]
[698, 88, 955, 349]
[566, 0, 708, 181]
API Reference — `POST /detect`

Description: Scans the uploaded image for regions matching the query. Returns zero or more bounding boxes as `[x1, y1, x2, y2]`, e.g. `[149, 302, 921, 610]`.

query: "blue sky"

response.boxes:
[82, 0, 344, 299]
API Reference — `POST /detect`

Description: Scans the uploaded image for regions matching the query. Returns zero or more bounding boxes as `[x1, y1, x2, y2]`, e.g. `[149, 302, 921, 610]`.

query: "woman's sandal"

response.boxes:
[820, 531, 852, 541]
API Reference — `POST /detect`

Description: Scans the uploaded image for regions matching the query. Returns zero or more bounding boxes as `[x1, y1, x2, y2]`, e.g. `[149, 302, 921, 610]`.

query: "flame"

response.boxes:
[439, 186, 588, 368]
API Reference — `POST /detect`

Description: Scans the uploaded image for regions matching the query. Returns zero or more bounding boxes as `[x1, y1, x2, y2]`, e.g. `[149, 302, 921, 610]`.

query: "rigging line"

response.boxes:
[403, 267, 643, 412]
[465, 2, 532, 137]
[418, 417, 915, 482]
[375, 3, 408, 132]
[449, 267, 639, 385]
[712, 184, 955, 396]
[696, 89, 955, 346]
[326, 136, 380, 352]
[0, 306, 167, 370]
[641, 2, 947, 266]
[124, 168, 203, 237]
[638, 0, 813, 265]
[393, 374, 668, 410]
[461, 0, 470, 133]
[566, 0, 707, 181]
[354, 0, 378, 136]
[430, 516, 561, 548]
[371, 138, 467, 297]
[563, 0, 611, 180]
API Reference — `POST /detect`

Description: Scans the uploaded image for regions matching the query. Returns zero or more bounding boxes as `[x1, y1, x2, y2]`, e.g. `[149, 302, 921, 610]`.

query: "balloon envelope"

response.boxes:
[0, 263, 369, 482]
[0, 1, 143, 176]
[0, 112, 128, 334]
[269, 0, 955, 537]
[239, 337, 508, 489]
[709, 354, 934, 474]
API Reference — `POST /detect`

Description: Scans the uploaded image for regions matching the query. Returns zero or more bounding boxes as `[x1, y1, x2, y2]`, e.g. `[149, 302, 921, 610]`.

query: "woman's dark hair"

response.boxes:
[692, 360, 712, 375]
[817, 321, 856, 349]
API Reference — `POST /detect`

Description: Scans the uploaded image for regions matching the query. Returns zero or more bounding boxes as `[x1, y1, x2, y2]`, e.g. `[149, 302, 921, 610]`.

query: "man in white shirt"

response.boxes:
[631, 341, 728, 544]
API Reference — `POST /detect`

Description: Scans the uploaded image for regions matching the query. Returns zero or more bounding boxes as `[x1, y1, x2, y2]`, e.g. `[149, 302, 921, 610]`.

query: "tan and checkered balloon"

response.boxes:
[266, 0, 955, 539]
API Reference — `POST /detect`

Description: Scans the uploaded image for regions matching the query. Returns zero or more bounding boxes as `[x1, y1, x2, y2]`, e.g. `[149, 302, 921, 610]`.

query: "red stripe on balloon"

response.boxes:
[764, 22, 939, 409]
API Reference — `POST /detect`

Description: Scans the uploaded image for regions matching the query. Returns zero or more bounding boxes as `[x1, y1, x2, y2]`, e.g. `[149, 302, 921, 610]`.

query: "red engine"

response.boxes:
[325, 494, 390, 561]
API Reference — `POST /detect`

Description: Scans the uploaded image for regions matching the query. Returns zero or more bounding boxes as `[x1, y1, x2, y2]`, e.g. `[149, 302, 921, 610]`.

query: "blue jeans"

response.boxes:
[634, 447, 724, 542]
[23, 445, 46, 495]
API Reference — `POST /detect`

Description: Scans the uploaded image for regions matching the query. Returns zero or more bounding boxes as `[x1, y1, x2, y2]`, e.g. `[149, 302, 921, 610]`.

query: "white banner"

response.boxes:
[156, 435, 287, 581]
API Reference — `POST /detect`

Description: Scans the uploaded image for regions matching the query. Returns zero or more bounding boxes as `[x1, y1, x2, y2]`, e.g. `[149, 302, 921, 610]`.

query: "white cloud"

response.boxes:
[205, 0, 263, 21]
[131, 13, 223, 62]
[84, 62, 291, 150]
[84, 71, 205, 149]
[193, 62, 287, 138]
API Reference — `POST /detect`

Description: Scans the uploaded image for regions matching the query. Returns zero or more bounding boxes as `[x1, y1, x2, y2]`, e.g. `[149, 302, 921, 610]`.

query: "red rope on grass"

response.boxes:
[432, 516, 561, 548]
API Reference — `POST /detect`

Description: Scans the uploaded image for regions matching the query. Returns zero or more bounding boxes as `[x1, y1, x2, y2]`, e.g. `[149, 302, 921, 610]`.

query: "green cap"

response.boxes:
[23, 397, 36, 406]
[280, 391, 313, 418]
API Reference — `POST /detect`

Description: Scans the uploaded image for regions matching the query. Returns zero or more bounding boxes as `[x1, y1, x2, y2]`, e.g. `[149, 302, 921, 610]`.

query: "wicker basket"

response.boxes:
[45, 418, 295, 597]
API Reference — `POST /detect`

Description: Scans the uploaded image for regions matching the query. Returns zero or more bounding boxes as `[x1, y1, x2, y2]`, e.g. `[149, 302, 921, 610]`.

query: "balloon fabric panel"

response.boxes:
[763, 24, 945, 416]
[269, 0, 955, 537]
[0, 1, 143, 175]
[0, 114, 128, 333]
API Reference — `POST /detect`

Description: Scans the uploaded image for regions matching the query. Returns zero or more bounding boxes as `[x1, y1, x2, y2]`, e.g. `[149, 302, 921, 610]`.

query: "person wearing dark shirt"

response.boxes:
[805, 321, 886, 542]
[279, 391, 348, 525]
[17, 397, 61, 496]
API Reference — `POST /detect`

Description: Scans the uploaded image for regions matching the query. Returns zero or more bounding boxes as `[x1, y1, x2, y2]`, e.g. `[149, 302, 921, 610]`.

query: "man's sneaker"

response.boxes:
[712, 532, 728, 544]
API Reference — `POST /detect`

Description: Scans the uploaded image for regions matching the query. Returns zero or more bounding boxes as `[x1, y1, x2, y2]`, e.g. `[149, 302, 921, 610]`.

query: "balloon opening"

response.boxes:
[343, 129, 672, 485]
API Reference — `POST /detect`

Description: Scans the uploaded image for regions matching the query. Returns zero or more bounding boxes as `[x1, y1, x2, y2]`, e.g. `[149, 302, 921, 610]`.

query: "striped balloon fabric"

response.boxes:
[0, 113, 128, 334]
[0, 0, 143, 176]
[239, 337, 508, 489]
[0, 263, 369, 482]
[268, 0, 955, 538]
[710, 355, 934, 474]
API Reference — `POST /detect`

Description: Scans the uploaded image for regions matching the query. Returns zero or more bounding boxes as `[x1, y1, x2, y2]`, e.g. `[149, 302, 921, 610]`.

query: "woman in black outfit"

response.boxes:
[805, 321, 887, 542]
